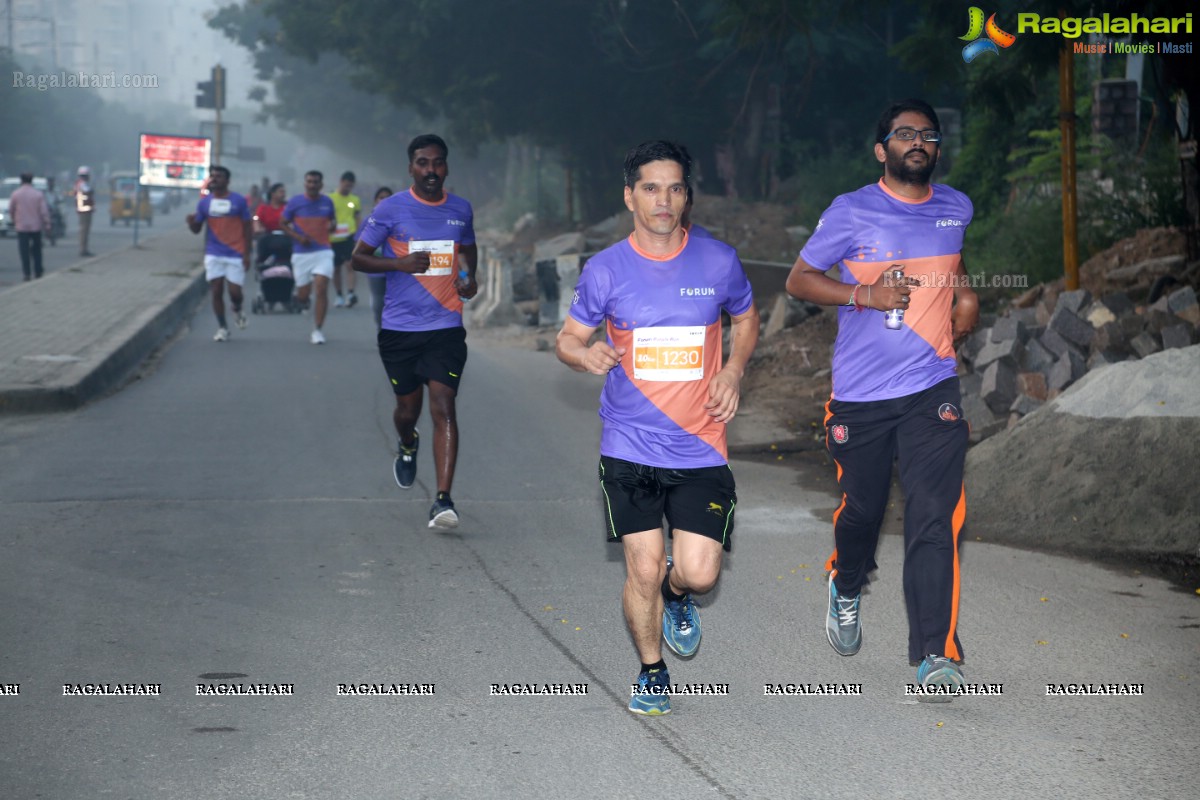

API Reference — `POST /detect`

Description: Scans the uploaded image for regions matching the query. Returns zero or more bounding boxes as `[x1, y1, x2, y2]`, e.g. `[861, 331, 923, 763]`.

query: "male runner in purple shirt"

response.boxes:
[282, 171, 336, 344]
[557, 141, 759, 715]
[352, 135, 478, 529]
[786, 99, 980, 699]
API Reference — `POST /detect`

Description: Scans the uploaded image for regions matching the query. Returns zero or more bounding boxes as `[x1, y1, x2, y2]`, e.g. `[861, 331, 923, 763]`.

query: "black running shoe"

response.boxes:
[393, 430, 419, 489]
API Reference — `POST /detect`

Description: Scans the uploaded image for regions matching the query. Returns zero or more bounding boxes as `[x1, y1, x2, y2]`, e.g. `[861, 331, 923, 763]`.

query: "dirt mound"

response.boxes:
[740, 310, 838, 439]
[1078, 226, 1190, 299]
[689, 194, 805, 263]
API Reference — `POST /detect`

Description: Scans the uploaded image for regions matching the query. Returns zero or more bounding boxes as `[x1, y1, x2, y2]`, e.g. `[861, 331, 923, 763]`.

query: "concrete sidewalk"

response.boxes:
[0, 228, 204, 413]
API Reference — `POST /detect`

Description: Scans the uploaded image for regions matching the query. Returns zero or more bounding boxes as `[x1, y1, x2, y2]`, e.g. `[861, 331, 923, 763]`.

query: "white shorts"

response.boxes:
[204, 254, 245, 286]
[291, 250, 334, 288]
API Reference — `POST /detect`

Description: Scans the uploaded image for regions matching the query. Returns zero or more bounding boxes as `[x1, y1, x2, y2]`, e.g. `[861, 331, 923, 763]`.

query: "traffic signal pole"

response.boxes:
[214, 66, 225, 165]
[196, 65, 226, 168]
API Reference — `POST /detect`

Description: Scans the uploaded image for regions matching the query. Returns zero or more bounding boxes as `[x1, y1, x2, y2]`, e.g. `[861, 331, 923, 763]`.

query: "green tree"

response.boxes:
[209, 0, 946, 221]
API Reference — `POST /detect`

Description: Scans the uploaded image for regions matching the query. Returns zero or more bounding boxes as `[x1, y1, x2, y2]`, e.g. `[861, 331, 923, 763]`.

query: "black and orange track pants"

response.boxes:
[823, 377, 968, 663]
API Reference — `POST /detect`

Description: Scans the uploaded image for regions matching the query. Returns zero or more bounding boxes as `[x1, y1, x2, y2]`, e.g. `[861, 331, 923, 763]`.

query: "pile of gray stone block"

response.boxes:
[959, 283, 1199, 442]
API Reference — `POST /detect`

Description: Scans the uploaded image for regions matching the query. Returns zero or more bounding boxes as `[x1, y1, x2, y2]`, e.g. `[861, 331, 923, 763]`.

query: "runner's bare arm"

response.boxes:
[458, 244, 479, 299]
[786, 256, 911, 310]
[280, 216, 310, 247]
[951, 256, 979, 345]
[458, 244, 478, 277]
[350, 239, 430, 274]
[557, 316, 625, 375]
[705, 304, 760, 422]
[185, 212, 203, 234]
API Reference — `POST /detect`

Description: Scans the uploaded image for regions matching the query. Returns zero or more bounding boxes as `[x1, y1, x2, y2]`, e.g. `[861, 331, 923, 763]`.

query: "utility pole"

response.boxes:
[1059, 39, 1079, 291]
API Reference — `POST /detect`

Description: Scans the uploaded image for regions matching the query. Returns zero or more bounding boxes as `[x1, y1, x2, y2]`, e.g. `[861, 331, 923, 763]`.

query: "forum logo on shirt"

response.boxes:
[959, 7, 1017, 63]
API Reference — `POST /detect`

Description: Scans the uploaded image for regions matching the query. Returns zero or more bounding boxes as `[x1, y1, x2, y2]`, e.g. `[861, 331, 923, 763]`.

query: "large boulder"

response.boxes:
[964, 345, 1200, 557]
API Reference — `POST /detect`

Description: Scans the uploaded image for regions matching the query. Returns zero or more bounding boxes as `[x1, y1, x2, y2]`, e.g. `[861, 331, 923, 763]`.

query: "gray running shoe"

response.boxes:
[916, 655, 964, 703]
[825, 572, 862, 656]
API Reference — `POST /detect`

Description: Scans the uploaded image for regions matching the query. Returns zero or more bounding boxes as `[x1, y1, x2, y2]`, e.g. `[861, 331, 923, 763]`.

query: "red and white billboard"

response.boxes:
[139, 134, 212, 188]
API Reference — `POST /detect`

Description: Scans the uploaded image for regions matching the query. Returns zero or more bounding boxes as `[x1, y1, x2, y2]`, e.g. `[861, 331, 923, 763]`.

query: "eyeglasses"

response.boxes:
[883, 127, 942, 143]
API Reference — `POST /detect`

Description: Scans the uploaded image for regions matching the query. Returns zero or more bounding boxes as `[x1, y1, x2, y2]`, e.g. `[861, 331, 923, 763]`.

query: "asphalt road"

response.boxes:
[0, 300, 1197, 799]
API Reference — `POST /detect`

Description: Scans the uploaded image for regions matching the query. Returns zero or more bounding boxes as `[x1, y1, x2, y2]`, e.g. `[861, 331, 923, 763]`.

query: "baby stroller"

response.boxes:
[251, 231, 298, 314]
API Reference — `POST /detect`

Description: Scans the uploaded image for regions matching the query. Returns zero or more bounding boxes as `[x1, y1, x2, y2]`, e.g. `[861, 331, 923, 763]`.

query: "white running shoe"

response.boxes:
[213, 328, 229, 342]
[334, 295, 346, 308]
[235, 312, 248, 329]
[310, 329, 326, 345]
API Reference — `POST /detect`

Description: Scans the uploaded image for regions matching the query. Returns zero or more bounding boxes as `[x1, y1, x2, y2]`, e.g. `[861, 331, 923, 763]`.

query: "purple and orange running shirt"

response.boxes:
[357, 188, 476, 332]
[570, 232, 755, 469]
[194, 192, 250, 258]
[800, 179, 973, 402]
[282, 193, 335, 254]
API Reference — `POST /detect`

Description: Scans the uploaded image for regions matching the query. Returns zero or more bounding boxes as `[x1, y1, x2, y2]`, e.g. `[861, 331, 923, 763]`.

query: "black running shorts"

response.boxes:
[332, 238, 355, 266]
[378, 327, 468, 395]
[598, 456, 736, 551]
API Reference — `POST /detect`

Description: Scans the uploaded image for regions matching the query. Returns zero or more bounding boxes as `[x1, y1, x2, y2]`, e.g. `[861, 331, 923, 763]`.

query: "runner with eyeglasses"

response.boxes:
[784, 99, 979, 699]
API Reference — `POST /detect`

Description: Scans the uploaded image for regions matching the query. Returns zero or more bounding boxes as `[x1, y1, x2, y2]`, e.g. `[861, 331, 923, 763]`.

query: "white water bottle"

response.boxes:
[884, 267, 905, 330]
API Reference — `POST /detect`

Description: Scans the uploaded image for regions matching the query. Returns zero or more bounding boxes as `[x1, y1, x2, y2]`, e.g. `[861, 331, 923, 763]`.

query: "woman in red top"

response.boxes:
[254, 183, 286, 233]
[254, 183, 289, 265]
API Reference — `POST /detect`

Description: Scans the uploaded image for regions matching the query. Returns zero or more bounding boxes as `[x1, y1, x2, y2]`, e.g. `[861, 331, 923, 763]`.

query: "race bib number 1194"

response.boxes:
[409, 240, 455, 277]
[632, 326, 705, 382]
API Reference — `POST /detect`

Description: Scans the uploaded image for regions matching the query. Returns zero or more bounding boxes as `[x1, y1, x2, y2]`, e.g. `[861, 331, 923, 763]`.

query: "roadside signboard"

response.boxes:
[139, 133, 212, 188]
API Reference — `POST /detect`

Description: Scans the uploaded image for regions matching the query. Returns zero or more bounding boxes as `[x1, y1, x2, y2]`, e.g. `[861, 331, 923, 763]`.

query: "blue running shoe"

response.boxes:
[661, 556, 702, 657]
[916, 655, 964, 703]
[628, 667, 671, 715]
[825, 571, 862, 656]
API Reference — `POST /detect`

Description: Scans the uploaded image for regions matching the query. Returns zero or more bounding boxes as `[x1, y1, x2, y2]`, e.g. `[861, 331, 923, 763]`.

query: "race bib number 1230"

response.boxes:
[632, 326, 705, 382]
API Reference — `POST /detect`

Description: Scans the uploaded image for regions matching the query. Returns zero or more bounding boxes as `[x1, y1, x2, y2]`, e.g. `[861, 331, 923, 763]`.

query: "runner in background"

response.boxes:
[363, 186, 393, 331]
[331, 171, 363, 309]
[282, 171, 337, 344]
[186, 165, 252, 342]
